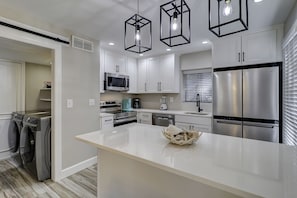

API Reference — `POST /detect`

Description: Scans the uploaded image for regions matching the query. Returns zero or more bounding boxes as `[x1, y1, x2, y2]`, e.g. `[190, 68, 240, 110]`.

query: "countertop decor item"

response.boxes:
[162, 125, 202, 145]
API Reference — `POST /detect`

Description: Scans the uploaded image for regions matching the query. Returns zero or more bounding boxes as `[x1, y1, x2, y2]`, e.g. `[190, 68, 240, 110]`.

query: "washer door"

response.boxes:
[8, 120, 20, 153]
[20, 125, 35, 164]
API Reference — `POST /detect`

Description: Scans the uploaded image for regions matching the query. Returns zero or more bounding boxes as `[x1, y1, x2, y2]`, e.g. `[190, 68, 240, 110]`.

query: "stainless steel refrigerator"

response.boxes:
[213, 63, 281, 143]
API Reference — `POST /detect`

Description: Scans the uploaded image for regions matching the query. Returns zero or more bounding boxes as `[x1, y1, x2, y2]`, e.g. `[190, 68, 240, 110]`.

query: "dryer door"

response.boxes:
[20, 125, 35, 164]
[8, 119, 20, 153]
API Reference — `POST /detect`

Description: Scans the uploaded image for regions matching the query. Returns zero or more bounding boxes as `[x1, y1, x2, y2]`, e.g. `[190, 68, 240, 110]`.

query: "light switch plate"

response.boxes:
[67, 99, 73, 108]
[89, 99, 95, 106]
[170, 97, 174, 103]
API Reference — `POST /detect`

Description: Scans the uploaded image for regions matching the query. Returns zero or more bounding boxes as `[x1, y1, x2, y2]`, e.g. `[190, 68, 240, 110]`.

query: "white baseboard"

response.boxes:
[60, 156, 97, 179]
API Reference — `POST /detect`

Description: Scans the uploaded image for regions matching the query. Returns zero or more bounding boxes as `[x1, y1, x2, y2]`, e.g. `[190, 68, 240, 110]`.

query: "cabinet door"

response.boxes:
[137, 112, 152, 125]
[212, 36, 241, 68]
[159, 54, 175, 92]
[101, 116, 114, 129]
[241, 29, 277, 65]
[146, 57, 160, 92]
[104, 50, 126, 73]
[137, 59, 147, 92]
[126, 57, 137, 93]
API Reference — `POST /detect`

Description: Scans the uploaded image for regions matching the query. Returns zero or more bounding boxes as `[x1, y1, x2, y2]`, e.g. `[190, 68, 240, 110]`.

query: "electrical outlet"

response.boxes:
[67, 99, 73, 108]
[89, 99, 95, 106]
[170, 97, 174, 103]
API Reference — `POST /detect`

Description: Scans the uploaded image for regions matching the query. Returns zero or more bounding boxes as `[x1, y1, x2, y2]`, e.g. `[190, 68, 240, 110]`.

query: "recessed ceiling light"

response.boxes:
[202, 41, 209, 44]
[254, 0, 263, 3]
[166, 48, 171, 51]
[139, 54, 144, 56]
[108, 42, 115, 46]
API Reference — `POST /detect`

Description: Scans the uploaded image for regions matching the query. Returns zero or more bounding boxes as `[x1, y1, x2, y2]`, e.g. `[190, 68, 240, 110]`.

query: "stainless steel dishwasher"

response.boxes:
[152, 113, 175, 127]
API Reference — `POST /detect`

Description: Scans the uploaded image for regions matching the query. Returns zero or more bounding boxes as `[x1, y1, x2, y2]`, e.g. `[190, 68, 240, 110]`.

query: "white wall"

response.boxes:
[285, 1, 297, 34]
[61, 44, 100, 169]
[25, 62, 51, 111]
[180, 50, 212, 70]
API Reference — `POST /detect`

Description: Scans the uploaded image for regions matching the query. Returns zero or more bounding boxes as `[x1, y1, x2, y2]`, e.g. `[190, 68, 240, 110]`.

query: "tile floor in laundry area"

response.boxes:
[0, 160, 97, 198]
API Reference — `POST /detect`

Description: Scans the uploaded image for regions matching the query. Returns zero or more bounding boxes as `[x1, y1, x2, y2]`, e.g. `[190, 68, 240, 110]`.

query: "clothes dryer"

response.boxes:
[20, 113, 51, 181]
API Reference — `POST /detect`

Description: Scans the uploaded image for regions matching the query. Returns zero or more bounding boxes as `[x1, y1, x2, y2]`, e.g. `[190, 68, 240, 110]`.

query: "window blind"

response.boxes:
[283, 31, 297, 146]
[183, 71, 212, 103]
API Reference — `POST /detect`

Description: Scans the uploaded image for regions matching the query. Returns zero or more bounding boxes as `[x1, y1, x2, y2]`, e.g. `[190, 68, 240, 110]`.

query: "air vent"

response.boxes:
[71, 36, 94, 52]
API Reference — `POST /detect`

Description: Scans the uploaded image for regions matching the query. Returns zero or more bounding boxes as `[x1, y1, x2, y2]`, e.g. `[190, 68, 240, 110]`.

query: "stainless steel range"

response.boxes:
[100, 101, 137, 126]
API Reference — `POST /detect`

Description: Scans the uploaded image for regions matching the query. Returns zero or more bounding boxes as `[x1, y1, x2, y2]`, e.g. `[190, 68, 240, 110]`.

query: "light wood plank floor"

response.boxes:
[0, 159, 97, 198]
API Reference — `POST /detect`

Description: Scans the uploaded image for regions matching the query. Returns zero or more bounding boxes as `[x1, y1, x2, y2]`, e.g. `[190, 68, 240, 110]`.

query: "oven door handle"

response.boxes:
[158, 117, 169, 120]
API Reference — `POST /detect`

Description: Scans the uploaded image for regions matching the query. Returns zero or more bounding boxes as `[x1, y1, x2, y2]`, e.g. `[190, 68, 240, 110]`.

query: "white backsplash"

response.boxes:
[100, 93, 212, 113]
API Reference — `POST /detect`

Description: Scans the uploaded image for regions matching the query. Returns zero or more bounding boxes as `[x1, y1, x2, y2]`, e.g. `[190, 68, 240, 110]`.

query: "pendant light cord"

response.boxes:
[137, 0, 139, 15]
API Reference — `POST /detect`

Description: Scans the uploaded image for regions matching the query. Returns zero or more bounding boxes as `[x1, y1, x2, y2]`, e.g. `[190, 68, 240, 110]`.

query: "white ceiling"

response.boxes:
[0, 0, 295, 59]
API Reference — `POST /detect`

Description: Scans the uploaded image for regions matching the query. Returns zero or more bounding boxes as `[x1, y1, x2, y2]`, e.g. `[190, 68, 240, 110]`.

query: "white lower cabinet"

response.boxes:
[175, 115, 211, 133]
[100, 115, 114, 129]
[137, 112, 152, 125]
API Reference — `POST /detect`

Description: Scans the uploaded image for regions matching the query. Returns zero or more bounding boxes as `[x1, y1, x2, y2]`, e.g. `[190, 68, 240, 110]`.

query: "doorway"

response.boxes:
[0, 25, 63, 181]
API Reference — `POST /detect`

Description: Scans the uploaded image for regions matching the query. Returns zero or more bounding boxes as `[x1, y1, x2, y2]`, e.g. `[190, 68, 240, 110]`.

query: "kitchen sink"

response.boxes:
[184, 112, 209, 116]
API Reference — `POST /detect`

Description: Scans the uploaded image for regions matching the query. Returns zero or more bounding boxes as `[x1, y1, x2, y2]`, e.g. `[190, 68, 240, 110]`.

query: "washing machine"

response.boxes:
[20, 113, 51, 181]
[8, 110, 50, 166]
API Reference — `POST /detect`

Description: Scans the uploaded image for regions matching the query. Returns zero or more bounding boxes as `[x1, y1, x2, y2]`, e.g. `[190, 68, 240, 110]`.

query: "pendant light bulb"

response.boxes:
[172, 11, 178, 31]
[135, 25, 141, 41]
[223, 0, 232, 16]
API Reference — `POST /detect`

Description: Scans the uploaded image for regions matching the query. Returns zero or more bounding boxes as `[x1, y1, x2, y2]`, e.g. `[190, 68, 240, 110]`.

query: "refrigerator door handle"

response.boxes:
[243, 123, 276, 129]
[217, 120, 241, 125]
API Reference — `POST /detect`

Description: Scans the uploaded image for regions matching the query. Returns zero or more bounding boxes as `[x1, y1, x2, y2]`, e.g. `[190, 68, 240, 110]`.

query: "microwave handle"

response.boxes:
[126, 78, 129, 88]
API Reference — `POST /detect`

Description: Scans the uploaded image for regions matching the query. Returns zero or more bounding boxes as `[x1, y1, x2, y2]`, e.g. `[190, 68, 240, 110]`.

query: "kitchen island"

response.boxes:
[76, 123, 297, 198]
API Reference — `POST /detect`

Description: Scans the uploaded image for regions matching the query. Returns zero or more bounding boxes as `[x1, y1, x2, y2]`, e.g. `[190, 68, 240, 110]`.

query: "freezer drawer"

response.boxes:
[213, 70, 242, 117]
[243, 67, 279, 120]
[213, 119, 242, 137]
[243, 121, 279, 143]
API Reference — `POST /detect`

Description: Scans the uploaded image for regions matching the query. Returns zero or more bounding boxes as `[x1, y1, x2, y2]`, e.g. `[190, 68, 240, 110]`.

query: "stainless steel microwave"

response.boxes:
[104, 72, 129, 91]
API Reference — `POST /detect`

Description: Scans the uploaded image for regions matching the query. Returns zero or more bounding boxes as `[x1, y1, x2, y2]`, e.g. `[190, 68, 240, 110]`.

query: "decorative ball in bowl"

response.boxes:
[162, 125, 202, 145]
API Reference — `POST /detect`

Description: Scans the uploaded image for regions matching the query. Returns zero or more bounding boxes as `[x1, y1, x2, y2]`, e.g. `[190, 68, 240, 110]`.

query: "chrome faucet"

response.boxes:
[196, 94, 203, 112]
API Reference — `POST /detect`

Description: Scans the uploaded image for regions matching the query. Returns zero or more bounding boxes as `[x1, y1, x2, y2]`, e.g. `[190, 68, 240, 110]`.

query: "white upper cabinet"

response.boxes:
[241, 30, 277, 65]
[137, 54, 180, 93]
[159, 54, 175, 92]
[137, 59, 147, 93]
[146, 57, 160, 92]
[126, 57, 138, 93]
[212, 26, 283, 68]
[104, 50, 126, 74]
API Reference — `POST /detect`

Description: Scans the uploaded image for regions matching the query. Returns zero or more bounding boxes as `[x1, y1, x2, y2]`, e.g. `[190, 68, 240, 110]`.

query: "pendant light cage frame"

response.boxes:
[124, 14, 152, 54]
[160, 0, 191, 47]
[209, 0, 248, 37]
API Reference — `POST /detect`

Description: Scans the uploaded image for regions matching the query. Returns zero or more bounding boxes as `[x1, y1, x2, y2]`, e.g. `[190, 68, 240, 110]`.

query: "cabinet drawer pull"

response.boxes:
[238, 52, 241, 62]
[105, 119, 113, 122]
[242, 52, 245, 62]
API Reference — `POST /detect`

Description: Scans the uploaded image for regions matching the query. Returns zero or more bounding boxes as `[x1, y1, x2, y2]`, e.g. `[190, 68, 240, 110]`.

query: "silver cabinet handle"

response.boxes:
[242, 52, 245, 62]
[159, 82, 162, 91]
[238, 52, 241, 62]
[145, 82, 147, 92]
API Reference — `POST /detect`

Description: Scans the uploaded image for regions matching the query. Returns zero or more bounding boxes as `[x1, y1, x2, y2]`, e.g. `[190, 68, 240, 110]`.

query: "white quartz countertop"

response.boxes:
[133, 108, 212, 118]
[76, 123, 297, 198]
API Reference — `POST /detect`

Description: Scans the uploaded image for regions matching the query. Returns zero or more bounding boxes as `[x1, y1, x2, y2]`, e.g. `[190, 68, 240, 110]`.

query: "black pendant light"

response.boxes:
[124, 0, 152, 54]
[209, 0, 248, 37]
[160, 0, 191, 47]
